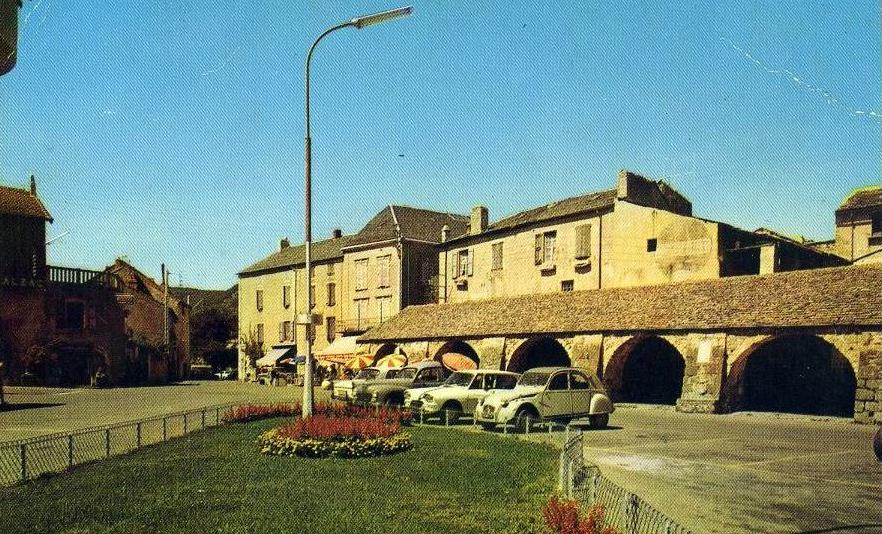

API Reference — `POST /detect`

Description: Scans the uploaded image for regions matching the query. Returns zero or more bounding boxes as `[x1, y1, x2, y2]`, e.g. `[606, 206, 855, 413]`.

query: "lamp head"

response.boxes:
[350, 6, 413, 29]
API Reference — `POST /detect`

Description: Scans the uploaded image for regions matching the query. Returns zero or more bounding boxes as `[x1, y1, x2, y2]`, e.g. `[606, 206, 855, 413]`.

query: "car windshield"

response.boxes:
[386, 369, 402, 379]
[397, 367, 418, 380]
[355, 369, 379, 380]
[518, 371, 551, 387]
[444, 372, 473, 387]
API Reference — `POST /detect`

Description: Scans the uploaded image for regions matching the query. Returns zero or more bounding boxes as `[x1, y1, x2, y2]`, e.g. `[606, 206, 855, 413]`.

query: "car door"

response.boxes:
[462, 373, 485, 413]
[538, 371, 571, 419]
[569, 371, 593, 416]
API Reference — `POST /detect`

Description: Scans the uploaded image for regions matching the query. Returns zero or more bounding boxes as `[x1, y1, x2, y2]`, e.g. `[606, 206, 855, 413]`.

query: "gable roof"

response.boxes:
[107, 258, 187, 314]
[238, 234, 355, 276]
[0, 184, 53, 221]
[839, 186, 881, 211]
[359, 264, 882, 342]
[343, 205, 469, 249]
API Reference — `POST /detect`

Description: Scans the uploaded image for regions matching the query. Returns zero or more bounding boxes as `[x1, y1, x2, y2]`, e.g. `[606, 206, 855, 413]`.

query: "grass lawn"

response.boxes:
[0, 418, 558, 533]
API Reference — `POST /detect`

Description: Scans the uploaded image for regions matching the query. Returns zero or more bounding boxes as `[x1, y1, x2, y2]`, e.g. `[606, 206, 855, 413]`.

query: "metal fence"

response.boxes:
[559, 430, 693, 534]
[0, 403, 239, 486]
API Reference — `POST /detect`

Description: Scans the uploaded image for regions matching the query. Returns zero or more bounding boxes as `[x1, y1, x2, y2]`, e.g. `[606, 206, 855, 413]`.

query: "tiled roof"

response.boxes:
[839, 186, 881, 211]
[239, 235, 354, 276]
[343, 205, 469, 248]
[0, 185, 53, 221]
[359, 264, 882, 341]
[447, 189, 616, 243]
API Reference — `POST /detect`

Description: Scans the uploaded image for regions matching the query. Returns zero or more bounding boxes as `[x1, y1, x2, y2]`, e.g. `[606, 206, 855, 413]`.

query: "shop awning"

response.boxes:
[316, 336, 359, 364]
[255, 347, 295, 367]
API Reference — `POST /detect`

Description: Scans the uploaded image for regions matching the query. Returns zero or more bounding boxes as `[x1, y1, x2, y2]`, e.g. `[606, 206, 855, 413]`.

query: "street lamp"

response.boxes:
[301, 6, 413, 418]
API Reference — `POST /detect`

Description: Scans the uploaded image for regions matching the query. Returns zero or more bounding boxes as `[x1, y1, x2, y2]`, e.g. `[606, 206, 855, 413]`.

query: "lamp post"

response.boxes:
[302, 6, 413, 418]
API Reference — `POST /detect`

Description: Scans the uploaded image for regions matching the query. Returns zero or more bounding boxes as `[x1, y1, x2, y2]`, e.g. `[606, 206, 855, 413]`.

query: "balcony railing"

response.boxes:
[48, 266, 122, 291]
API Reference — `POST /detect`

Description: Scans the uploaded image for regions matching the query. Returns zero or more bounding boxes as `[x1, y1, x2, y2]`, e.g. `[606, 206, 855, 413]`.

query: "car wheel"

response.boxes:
[589, 413, 609, 429]
[441, 402, 463, 424]
[384, 395, 403, 408]
[514, 407, 539, 433]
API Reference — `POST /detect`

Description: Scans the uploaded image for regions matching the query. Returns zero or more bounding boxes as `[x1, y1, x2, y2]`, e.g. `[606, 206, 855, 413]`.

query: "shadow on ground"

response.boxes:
[0, 402, 65, 412]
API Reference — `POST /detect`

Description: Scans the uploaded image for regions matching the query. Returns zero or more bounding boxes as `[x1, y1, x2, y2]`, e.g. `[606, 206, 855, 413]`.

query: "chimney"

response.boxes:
[470, 205, 488, 235]
[331, 228, 342, 239]
[441, 224, 450, 243]
[30, 174, 36, 195]
[279, 238, 290, 250]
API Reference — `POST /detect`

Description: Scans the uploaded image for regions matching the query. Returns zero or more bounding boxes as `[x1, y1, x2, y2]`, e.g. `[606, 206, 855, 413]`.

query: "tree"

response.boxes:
[239, 327, 264, 369]
[190, 307, 236, 369]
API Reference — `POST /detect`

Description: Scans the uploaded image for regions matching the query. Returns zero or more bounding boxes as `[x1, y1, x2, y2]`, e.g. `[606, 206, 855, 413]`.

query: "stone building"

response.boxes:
[359, 264, 882, 423]
[237, 205, 466, 378]
[107, 259, 191, 384]
[438, 170, 847, 304]
[829, 186, 880, 263]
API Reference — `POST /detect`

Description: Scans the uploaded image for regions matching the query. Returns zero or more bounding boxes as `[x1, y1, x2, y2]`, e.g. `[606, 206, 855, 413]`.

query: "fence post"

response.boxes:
[201, 409, 206, 430]
[567, 459, 575, 498]
[419, 408, 424, 426]
[67, 434, 74, 468]
[589, 472, 597, 505]
[445, 410, 450, 427]
[626, 493, 638, 534]
[136, 422, 142, 448]
[162, 417, 167, 441]
[558, 450, 567, 492]
[19, 443, 27, 481]
[105, 428, 111, 458]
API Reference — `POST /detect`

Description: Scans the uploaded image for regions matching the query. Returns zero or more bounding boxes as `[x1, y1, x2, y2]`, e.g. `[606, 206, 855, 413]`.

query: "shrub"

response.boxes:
[543, 496, 620, 534]
[258, 415, 413, 459]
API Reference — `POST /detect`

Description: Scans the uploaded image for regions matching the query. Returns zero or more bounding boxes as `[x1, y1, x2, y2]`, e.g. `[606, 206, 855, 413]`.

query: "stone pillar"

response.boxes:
[675, 333, 727, 414]
[854, 333, 882, 424]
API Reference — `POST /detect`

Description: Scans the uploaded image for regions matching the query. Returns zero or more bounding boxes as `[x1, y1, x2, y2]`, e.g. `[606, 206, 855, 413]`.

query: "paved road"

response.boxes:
[534, 406, 882, 534]
[0, 381, 331, 442]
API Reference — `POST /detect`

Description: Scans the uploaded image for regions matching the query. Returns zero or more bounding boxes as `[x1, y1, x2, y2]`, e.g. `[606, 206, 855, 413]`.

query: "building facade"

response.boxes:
[438, 170, 846, 304]
[832, 186, 881, 263]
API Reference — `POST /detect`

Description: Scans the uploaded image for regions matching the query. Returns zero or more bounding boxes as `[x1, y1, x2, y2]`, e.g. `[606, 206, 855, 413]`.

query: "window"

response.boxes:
[355, 298, 370, 327]
[255, 289, 264, 311]
[355, 259, 368, 291]
[491, 242, 503, 271]
[327, 282, 336, 306]
[377, 296, 392, 321]
[455, 249, 472, 277]
[548, 372, 568, 391]
[282, 285, 291, 309]
[561, 280, 574, 292]
[326, 317, 336, 343]
[575, 224, 592, 259]
[309, 285, 315, 309]
[327, 262, 335, 276]
[279, 321, 292, 342]
[256, 323, 265, 345]
[534, 231, 556, 265]
[62, 300, 85, 330]
[872, 213, 882, 234]
[569, 372, 591, 390]
[416, 367, 444, 384]
[647, 238, 658, 252]
[377, 255, 391, 287]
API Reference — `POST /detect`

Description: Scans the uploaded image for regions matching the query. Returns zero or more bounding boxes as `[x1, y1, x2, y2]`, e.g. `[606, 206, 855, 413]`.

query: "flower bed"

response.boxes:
[258, 415, 412, 459]
[543, 496, 620, 534]
[223, 402, 412, 426]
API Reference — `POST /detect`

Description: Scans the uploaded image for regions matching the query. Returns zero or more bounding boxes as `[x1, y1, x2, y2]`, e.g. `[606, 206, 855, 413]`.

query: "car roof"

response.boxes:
[404, 361, 443, 370]
[522, 366, 568, 373]
[473, 369, 519, 376]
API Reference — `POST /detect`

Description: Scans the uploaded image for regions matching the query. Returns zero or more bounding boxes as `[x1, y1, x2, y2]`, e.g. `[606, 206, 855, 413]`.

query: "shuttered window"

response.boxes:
[377, 255, 391, 287]
[355, 259, 368, 290]
[456, 249, 471, 277]
[536, 231, 556, 264]
[491, 242, 503, 271]
[256, 290, 264, 311]
[575, 224, 592, 259]
[282, 285, 291, 308]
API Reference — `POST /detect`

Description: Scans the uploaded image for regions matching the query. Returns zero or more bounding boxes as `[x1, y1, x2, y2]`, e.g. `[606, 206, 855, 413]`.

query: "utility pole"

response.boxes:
[162, 263, 170, 379]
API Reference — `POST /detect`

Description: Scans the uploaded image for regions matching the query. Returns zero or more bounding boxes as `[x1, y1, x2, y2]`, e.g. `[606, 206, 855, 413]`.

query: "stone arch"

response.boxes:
[373, 343, 406, 363]
[604, 335, 686, 405]
[719, 334, 857, 417]
[506, 336, 570, 374]
[433, 340, 480, 368]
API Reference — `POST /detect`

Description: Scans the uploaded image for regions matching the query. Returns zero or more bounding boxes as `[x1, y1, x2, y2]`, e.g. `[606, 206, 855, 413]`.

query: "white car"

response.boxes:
[332, 367, 401, 401]
[404, 369, 520, 422]
[475, 367, 613, 431]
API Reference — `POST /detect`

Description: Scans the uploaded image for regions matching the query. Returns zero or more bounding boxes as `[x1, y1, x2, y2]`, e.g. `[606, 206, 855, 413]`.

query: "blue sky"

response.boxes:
[1, 1, 879, 288]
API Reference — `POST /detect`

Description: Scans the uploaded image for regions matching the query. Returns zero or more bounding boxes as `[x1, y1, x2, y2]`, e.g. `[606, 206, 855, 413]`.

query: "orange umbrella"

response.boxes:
[345, 355, 373, 370]
[440, 352, 478, 371]
[375, 353, 407, 368]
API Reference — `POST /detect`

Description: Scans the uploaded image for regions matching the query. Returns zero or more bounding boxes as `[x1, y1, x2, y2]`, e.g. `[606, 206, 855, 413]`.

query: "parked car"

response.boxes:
[352, 361, 449, 407]
[332, 366, 402, 401]
[215, 367, 236, 380]
[475, 367, 613, 431]
[404, 369, 520, 422]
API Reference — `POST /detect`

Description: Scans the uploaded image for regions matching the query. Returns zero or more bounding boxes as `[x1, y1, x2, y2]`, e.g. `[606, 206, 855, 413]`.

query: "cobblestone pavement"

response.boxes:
[524, 406, 882, 534]
[0, 381, 331, 442]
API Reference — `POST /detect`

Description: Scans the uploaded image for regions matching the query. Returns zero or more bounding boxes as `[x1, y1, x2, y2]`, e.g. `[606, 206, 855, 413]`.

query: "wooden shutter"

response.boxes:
[534, 234, 543, 265]
[454, 250, 462, 277]
[575, 224, 592, 259]
[466, 249, 474, 276]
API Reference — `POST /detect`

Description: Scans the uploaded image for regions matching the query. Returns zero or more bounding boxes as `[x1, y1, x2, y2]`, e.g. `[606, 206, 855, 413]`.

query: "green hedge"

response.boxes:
[258, 428, 413, 458]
